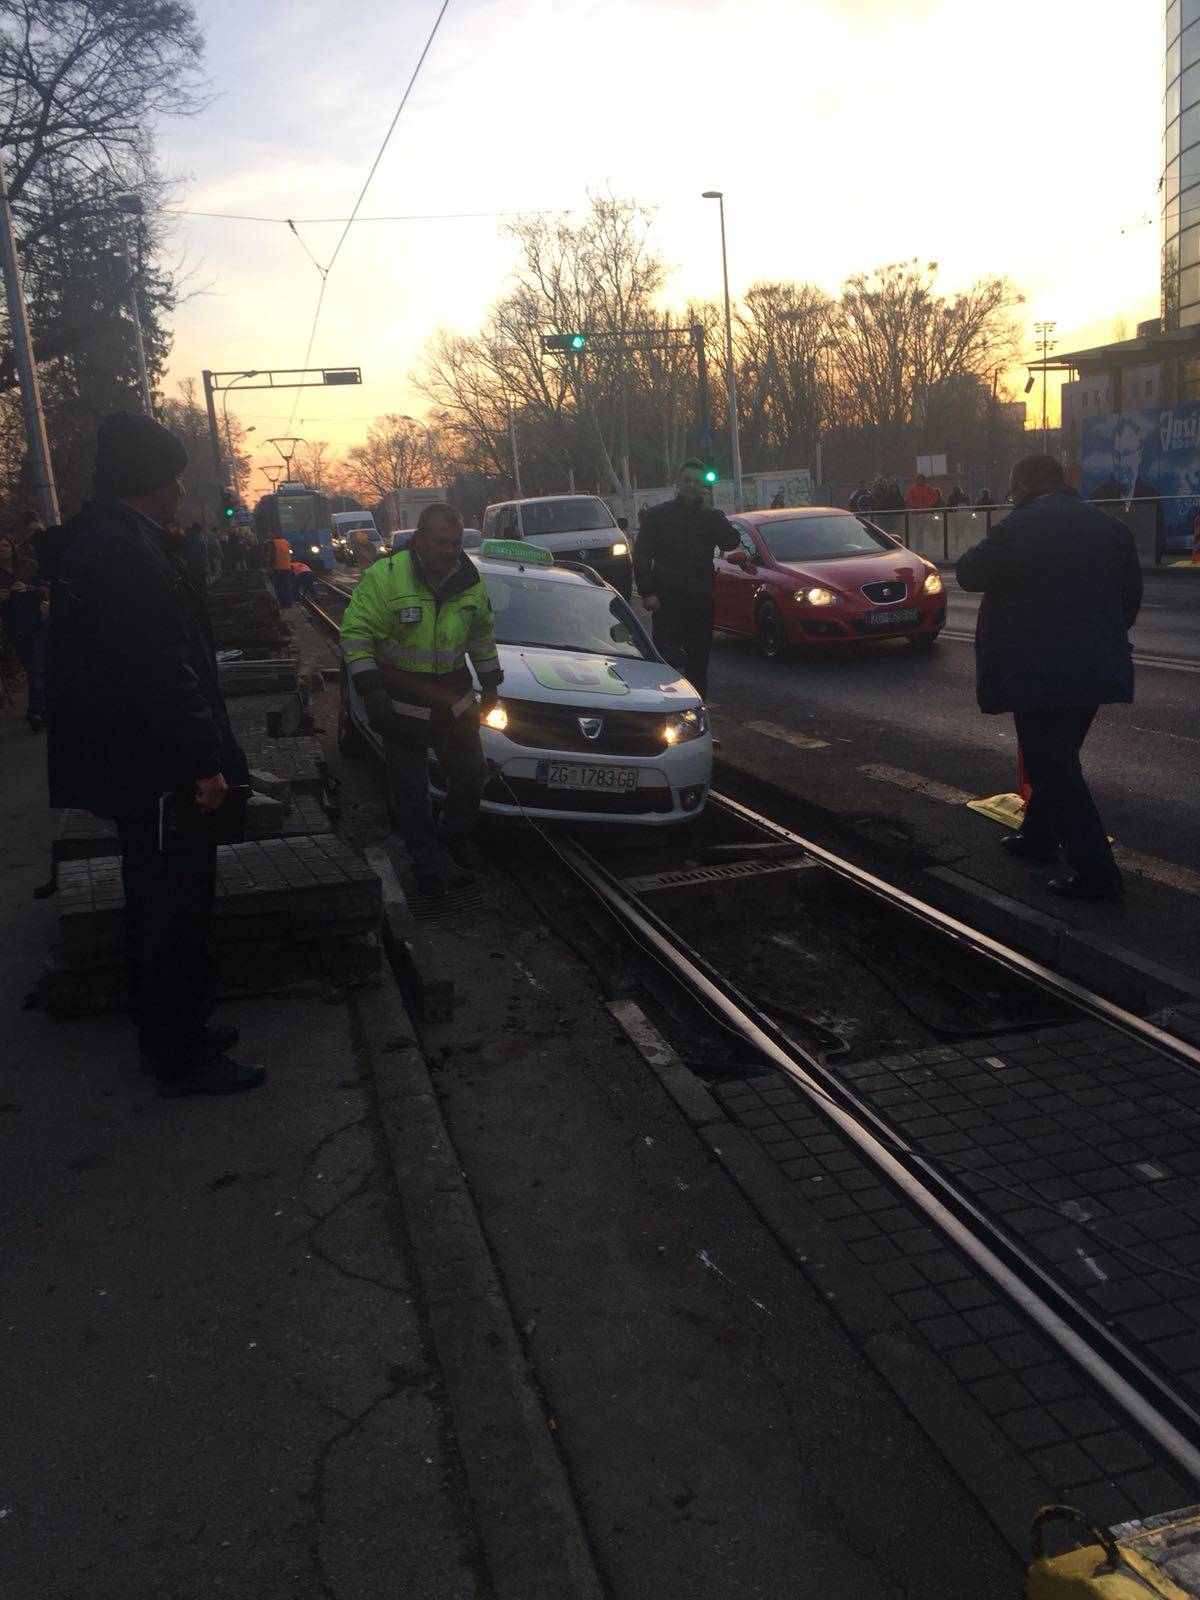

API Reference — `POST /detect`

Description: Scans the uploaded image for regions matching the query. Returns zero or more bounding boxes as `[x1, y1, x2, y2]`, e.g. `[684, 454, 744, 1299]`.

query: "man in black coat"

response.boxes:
[632, 457, 745, 696]
[47, 412, 266, 1096]
[956, 453, 1142, 901]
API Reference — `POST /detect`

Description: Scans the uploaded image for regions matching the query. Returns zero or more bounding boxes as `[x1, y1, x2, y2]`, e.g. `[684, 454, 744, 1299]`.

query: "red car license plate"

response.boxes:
[863, 607, 920, 629]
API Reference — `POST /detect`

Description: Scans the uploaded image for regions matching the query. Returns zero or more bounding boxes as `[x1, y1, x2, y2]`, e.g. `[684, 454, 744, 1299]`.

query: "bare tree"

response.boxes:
[344, 415, 437, 506]
[735, 282, 836, 472]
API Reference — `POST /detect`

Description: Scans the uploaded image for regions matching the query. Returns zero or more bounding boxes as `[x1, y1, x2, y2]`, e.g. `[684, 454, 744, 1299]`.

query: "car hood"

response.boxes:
[493, 645, 701, 708]
[774, 550, 926, 593]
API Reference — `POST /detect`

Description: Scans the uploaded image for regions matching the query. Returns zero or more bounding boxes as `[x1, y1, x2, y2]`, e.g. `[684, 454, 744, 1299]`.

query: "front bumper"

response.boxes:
[787, 600, 945, 643]
[470, 731, 712, 824]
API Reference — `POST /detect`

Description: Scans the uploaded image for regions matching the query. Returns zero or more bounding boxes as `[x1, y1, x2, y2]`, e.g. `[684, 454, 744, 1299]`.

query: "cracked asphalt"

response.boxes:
[0, 701, 485, 1600]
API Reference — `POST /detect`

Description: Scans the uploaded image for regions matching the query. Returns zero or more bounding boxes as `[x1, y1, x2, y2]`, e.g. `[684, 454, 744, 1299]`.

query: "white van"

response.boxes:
[331, 511, 381, 561]
[479, 495, 632, 597]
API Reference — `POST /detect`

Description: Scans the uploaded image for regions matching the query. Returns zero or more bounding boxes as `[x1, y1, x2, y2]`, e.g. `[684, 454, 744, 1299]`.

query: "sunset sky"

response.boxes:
[160, 0, 1164, 489]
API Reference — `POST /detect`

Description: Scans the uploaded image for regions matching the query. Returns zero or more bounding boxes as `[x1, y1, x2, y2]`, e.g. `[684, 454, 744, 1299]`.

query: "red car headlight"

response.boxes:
[793, 586, 843, 606]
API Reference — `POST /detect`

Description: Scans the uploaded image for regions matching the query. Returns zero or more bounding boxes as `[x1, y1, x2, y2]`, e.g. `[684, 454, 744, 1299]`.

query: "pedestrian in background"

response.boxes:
[205, 526, 222, 584]
[183, 520, 209, 593]
[906, 473, 938, 510]
[956, 453, 1141, 901]
[339, 503, 502, 898]
[0, 532, 49, 731]
[633, 456, 747, 697]
[848, 481, 872, 514]
[976, 488, 995, 509]
[269, 529, 294, 607]
[46, 411, 264, 1095]
[947, 485, 970, 508]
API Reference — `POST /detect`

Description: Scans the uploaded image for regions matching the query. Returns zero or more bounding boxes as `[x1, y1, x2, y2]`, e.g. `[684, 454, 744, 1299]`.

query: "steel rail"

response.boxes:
[553, 833, 1200, 1491]
[708, 789, 1200, 1076]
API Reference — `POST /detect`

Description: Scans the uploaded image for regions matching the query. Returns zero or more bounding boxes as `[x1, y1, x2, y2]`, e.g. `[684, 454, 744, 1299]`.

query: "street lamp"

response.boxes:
[702, 190, 743, 511]
[112, 193, 153, 415]
[221, 371, 258, 497]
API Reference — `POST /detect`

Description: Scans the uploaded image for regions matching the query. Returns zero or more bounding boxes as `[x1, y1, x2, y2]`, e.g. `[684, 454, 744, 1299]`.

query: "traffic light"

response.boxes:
[703, 466, 718, 485]
[541, 333, 586, 353]
[222, 488, 237, 520]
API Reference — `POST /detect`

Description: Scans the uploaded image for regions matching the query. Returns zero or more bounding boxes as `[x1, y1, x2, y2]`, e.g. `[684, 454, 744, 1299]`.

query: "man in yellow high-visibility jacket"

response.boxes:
[340, 502, 502, 896]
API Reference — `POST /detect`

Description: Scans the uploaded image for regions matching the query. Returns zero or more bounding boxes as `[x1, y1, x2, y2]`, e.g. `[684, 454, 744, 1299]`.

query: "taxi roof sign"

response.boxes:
[479, 538, 553, 566]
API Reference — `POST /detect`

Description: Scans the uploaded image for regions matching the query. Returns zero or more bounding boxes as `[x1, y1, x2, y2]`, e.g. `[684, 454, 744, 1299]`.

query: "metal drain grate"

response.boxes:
[622, 856, 816, 895]
[410, 885, 487, 922]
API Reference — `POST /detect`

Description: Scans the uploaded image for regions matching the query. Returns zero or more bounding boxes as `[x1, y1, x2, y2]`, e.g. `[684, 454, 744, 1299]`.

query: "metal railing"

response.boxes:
[865, 496, 1195, 567]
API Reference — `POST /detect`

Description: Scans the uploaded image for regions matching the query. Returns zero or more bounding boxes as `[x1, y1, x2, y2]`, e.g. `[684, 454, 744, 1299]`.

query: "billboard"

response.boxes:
[1081, 403, 1200, 551]
[742, 469, 814, 511]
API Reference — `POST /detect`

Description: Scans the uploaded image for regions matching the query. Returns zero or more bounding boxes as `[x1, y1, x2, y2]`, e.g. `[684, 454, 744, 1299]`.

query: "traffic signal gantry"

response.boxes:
[540, 333, 587, 353]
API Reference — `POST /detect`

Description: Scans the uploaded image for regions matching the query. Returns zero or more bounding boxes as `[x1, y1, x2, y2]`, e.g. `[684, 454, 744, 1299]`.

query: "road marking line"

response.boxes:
[941, 631, 1200, 674]
[858, 763, 976, 806]
[745, 720, 830, 751]
[1112, 846, 1200, 898]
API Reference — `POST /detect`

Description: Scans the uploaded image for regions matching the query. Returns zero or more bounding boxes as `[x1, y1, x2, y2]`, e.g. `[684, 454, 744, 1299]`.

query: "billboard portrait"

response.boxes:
[1082, 403, 1200, 550]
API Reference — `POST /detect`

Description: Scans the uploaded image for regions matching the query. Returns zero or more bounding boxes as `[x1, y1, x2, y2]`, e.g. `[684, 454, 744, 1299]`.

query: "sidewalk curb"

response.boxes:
[607, 999, 1042, 1560]
[715, 757, 1200, 1013]
[354, 978, 605, 1600]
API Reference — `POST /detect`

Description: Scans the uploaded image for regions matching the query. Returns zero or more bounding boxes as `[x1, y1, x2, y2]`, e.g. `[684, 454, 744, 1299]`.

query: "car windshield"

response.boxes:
[760, 514, 895, 563]
[485, 572, 649, 659]
[519, 497, 615, 537]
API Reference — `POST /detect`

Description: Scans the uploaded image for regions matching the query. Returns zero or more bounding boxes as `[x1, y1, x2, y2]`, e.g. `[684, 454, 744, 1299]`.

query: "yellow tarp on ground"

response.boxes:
[966, 791, 1027, 828]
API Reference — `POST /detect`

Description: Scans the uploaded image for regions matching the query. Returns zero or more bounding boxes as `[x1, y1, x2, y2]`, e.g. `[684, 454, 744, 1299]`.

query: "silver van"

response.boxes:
[480, 495, 632, 597]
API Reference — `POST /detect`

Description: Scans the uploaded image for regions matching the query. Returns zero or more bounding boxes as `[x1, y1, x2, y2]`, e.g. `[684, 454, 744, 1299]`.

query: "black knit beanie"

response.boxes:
[93, 411, 189, 500]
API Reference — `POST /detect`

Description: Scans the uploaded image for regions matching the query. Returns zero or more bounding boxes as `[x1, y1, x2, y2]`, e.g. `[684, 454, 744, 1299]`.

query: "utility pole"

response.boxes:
[507, 400, 522, 496]
[0, 149, 60, 525]
[702, 191, 743, 510]
[1034, 320, 1056, 454]
[113, 195, 153, 415]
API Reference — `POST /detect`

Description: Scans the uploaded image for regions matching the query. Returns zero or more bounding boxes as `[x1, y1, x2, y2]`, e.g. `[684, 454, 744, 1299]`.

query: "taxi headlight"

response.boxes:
[663, 707, 708, 745]
[611, 541, 629, 557]
[310, 544, 321, 554]
[795, 586, 841, 606]
[923, 570, 944, 595]
[483, 704, 509, 732]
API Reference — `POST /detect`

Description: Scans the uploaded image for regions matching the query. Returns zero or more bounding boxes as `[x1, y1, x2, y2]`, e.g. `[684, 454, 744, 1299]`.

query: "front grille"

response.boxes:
[860, 579, 909, 604]
[485, 775, 672, 815]
[499, 698, 669, 755]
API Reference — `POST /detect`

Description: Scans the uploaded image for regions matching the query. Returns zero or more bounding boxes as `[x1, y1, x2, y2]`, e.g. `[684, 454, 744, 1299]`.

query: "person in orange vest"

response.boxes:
[269, 533, 293, 608]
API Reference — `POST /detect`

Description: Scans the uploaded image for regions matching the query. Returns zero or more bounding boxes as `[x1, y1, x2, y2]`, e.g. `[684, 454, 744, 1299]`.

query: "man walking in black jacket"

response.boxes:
[956, 453, 1142, 901]
[47, 412, 266, 1096]
[632, 458, 745, 696]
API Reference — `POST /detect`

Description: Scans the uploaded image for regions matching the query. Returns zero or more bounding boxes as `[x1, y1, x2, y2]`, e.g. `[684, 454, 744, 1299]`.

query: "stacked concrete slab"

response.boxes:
[206, 573, 290, 654]
[41, 653, 380, 1015]
[43, 836, 383, 1015]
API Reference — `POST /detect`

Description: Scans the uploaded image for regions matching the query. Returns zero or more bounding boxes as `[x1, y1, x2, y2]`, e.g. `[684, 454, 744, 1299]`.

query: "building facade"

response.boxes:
[1060, 363, 1162, 457]
[1163, 0, 1200, 329]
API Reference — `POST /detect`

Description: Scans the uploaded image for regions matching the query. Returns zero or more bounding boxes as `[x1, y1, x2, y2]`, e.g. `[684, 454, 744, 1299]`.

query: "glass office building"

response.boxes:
[1163, 0, 1200, 328]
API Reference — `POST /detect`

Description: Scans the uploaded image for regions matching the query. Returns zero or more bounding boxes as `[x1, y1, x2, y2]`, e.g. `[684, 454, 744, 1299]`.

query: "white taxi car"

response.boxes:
[338, 539, 712, 824]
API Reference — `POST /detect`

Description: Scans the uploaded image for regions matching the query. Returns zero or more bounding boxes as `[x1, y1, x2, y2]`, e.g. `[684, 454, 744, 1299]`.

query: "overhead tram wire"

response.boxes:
[282, 0, 454, 435]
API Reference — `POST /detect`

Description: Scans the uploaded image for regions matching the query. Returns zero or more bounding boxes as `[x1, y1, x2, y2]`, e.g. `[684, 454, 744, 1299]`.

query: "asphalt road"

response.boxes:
[699, 573, 1200, 982]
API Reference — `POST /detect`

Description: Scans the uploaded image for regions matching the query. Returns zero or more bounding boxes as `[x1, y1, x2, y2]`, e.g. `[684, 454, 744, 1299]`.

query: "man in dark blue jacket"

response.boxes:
[47, 413, 265, 1096]
[956, 454, 1141, 901]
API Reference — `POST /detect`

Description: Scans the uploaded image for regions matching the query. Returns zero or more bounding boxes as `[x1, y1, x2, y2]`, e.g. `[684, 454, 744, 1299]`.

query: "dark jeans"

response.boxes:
[271, 569, 294, 608]
[383, 714, 487, 877]
[1013, 707, 1118, 883]
[652, 598, 714, 697]
[116, 814, 218, 1072]
[13, 629, 46, 719]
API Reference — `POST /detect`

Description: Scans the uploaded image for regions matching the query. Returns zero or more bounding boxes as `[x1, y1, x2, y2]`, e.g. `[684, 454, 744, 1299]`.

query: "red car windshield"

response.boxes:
[760, 515, 894, 563]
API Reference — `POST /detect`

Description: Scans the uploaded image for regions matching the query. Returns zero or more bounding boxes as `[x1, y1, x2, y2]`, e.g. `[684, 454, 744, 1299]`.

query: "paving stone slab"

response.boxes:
[708, 1026, 1198, 1526]
[226, 687, 309, 739]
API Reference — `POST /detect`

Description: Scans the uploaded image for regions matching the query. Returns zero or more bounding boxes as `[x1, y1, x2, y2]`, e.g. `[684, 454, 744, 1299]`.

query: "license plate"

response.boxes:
[864, 607, 920, 629]
[536, 762, 639, 792]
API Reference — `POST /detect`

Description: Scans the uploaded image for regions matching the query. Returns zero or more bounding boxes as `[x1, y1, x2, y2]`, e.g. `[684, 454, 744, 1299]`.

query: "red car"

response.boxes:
[712, 507, 946, 659]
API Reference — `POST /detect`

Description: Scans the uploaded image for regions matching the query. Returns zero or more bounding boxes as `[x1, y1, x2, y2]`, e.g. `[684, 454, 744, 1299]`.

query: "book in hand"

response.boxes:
[158, 783, 251, 850]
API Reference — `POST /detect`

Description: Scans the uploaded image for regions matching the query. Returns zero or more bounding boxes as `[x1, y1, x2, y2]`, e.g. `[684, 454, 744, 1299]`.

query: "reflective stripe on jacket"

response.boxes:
[339, 543, 502, 702]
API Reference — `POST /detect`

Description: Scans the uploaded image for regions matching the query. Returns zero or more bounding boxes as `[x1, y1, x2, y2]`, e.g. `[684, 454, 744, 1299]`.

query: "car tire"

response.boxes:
[337, 675, 369, 757]
[755, 599, 790, 661]
[906, 632, 940, 652]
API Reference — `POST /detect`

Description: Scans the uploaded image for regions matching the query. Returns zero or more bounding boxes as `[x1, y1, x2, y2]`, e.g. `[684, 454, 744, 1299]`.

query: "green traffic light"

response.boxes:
[704, 468, 718, 484]
[570, 334, 585, 351]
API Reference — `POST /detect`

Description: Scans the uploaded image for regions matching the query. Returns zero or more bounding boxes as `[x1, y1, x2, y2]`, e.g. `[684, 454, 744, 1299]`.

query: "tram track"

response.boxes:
[305, 572, 1200, 1500]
